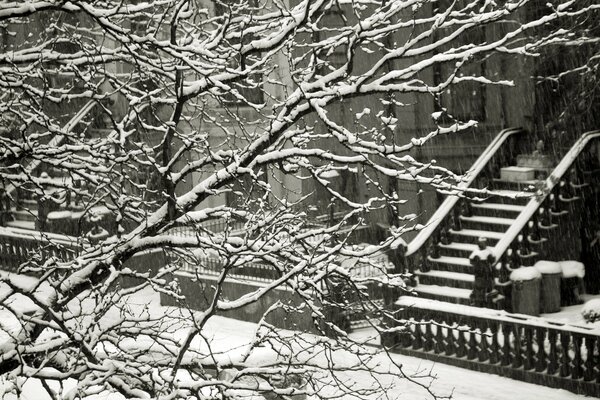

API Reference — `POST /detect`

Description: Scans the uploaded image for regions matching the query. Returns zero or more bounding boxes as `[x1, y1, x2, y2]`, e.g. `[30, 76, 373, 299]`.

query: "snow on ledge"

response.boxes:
[509, 266, 541, 282]
[533, 260, 562, 274]
[559, 261, 585, 278]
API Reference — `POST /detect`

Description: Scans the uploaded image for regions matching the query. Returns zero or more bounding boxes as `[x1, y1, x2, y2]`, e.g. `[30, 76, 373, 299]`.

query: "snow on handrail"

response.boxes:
[405, 127, 525, 256]
[493, 130, 600, 260]
[4, 100, 98, 197]
[397, 296, 599, 336]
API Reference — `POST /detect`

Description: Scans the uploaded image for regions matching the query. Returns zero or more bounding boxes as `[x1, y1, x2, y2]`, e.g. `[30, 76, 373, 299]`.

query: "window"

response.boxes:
[433, 1, 486, 122]
[314, 9, 348, 75]
[214, 0, 263, 105]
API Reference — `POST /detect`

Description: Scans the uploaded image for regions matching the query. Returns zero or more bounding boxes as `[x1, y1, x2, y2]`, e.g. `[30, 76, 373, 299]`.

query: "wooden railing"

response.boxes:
[384, 297, 600, 397]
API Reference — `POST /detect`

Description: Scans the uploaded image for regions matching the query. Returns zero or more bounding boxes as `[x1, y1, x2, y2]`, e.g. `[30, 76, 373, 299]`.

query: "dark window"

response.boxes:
[314, 9, 347, 75]
[433, 1, 486, 122]
[214, 0, 263, 105]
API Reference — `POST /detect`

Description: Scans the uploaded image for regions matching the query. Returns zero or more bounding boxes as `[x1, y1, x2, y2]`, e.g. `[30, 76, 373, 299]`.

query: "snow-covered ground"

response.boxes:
[0, 272, 596, 400]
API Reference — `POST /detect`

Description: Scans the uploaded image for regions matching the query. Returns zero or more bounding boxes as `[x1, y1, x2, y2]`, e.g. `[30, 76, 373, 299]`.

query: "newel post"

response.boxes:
[469, 238, 500, 308]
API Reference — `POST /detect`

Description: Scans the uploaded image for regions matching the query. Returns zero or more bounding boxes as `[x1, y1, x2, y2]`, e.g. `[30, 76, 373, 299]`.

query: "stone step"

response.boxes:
[427, 254, 473, 274]
[448, 228, 504, 245]
[16, 199, 38, 211]
[415, 269, 474, 290]
[438, 242, 479, 258]
[492, 178, 541, 192]
[459, 215, 515, 233]
[470, 202, 525, 218]
[6, 220, 36, 230]
[414, 284, 471, 305]
[10, 209, 38, 222]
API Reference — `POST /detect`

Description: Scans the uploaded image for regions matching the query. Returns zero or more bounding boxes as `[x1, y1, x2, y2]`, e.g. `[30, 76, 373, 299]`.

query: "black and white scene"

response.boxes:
[0, 0, 599, 399]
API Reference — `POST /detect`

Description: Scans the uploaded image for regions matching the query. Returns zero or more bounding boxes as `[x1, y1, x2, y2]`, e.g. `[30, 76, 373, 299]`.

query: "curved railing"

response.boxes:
[405, 127, 525, 257]
[493, 130, 600, 260]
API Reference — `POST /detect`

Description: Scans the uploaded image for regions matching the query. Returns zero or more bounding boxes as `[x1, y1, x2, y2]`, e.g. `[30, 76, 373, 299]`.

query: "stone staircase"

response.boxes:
[414, 186, 533, 305]
[408, 130, 600, 307]
[6, 199, 38, 230]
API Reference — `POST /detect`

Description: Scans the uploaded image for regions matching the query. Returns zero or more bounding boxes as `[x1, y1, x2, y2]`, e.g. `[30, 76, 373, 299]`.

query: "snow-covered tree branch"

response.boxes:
[0, 0, 597, 398]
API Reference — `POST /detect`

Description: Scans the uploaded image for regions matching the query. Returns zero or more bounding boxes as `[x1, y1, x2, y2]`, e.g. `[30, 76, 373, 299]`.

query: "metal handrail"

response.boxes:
[405, 127, 525, 256]
[492, 130, 600, 259]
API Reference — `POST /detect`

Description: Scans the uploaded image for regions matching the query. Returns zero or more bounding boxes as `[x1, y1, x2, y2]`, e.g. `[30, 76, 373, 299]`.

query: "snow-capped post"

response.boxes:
[85, 214, 109, 245]
[469, 237, 498, 308]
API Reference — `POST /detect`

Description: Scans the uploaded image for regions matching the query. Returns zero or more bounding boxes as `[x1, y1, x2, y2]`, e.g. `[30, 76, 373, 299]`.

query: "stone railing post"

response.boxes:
[469, 237, 500, 308]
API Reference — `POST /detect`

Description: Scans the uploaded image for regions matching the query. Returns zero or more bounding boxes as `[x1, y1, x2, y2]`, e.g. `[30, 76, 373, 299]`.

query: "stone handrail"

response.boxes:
[385, 297, 600, 397]
[405, 127, 525, 257]
[492, 130, 600, 260]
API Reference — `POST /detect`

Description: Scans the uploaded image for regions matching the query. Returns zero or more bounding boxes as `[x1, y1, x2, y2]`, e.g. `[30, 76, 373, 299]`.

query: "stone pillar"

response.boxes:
[469, 238, 499, 308]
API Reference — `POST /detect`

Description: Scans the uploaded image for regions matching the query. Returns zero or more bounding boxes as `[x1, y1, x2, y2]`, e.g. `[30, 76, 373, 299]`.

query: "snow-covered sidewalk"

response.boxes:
[0, 272, 595, 400]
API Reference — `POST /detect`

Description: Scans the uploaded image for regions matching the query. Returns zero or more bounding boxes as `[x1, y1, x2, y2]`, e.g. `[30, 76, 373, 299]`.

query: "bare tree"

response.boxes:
[0, 0, 597, 399]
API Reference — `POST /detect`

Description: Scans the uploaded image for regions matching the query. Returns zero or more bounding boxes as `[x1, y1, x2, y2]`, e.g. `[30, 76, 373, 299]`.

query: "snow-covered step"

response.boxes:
[438, 242, 479, 258]
[449, 228, 504, 244]
[427, 254, 472, 274]
[10, 209, 37, 222]
[6, 220, 36, 230]
[459, 215, 515, 232]
[470, 201, 526, 219]
[416, 269, 474, 289]
[415, 284, 472, 305]
[471, 202, 526, 213]
[492, 178, 540, 192]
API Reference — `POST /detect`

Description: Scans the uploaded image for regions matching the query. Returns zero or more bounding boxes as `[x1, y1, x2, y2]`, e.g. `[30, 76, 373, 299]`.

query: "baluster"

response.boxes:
[445, 321, 456, 356]
[509, 244, 521, 270]
[489, 321, 499, 364]
[523, 326, 534, 370]
[547, 330, 558, 374]
[498, 254, 510, 284]
[456, 326, 467, 358]
[460, 198, 472, 218]
[421, 246, 431, 273]
[559, 332, 571, 377]
[439, 225, 450, 246]
[467, 322, 478, 360]
[572, 334, 583, 379]
[427, 235, 440, 260]
[413, 320, 423, 350]
[501, 324, 511, 366]
[512, 325, 523, 369]
[535, 328, 547, 372]
[517, 234, 530, 260]
[450, 207, 462, 231]
[584, 336, 595, 381]
[559, 179, 574, 201]
[424, 319, 434, 352]
[539, 206, 551, 228]
[478, 320, 490, 362]
[399, 319, 412, 348]
[528, 214, 541, 242]
[434, 321, 444, 354]
[550, 193, 562, 215]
